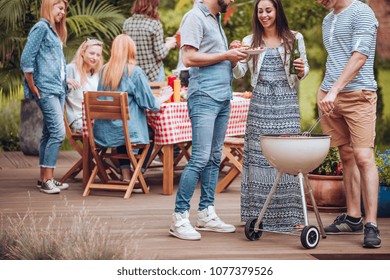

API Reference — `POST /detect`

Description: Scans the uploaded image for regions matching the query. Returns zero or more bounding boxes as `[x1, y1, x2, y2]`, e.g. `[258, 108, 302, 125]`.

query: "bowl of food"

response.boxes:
[260, 134, 331, 175]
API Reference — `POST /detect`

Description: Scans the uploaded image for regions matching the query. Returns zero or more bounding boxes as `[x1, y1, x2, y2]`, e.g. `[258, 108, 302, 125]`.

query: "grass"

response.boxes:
[0, 201, 145, 260]
[379, 69, 390, 118]
[299, 69, 322, 130]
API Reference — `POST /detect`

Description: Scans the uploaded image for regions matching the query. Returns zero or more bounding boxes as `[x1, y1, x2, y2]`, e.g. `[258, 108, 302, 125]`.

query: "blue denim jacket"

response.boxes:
[93, 66, 160, 147]
[20, 19, 67, 99]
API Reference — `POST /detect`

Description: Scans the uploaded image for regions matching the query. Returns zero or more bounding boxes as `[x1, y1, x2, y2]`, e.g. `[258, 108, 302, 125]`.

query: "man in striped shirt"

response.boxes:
[316, 0, 381, 248]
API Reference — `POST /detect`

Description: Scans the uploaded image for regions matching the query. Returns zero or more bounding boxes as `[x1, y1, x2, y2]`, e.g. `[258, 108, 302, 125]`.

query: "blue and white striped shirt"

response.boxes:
[320, 0, 378, 92]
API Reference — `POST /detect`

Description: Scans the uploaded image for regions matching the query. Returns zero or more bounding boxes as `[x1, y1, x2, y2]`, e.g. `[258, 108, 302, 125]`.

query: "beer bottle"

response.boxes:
[289, 38, 300, 75]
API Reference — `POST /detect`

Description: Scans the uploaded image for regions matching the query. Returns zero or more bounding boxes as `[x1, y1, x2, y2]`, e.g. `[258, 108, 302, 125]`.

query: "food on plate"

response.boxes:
[279, 134, 310, 138]
[247, 46, 264, 51]
[233, 91, 252, 99]
[242, 46, 265, 55]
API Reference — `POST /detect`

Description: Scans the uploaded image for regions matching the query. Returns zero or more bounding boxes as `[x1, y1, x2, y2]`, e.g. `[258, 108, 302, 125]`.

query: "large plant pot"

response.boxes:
[377, 185, 390, 217]
[19, 99, 42, 156]
[306, 174, 346, 213]
[362, 184, 390, 218]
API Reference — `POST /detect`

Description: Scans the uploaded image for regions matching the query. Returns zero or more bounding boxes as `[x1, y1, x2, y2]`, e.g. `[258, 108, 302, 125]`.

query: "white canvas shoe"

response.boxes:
[169, 211, 201, 240]
[195, 205, 236, 233]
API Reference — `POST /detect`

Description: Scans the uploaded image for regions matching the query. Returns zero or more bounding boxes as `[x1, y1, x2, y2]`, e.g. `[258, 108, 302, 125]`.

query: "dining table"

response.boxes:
[81, 96, 250, 195]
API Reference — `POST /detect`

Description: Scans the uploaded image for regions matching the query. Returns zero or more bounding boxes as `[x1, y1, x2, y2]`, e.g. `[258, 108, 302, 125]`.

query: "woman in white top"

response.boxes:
[66, 38, 104, 133]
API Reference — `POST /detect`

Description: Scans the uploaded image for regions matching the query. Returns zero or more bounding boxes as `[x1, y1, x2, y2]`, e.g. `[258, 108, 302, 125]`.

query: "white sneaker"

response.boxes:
[40, 179, 61, 194]
[169, 211, 201, 240]
[195, 205, 236, 233]
[37, 179, 69, 190]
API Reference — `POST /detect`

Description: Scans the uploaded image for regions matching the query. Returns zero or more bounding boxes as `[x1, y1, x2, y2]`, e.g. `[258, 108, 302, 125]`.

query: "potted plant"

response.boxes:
[374, 149, 390, 217]
[306, 147, 346, 212]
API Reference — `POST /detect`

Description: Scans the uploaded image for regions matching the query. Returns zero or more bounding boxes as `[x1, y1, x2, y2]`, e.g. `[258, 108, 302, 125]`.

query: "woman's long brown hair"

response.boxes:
[251, 0, 295, 72]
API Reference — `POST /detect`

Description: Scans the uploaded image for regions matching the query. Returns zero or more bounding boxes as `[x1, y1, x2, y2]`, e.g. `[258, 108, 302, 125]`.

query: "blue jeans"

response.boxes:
[175, 94, 230, 213]
[37, 94, 66, 168]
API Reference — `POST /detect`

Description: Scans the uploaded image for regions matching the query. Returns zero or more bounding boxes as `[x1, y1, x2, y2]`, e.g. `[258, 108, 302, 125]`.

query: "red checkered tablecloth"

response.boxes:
[82, 97, 250, 144]
[146, 97, 249, 145]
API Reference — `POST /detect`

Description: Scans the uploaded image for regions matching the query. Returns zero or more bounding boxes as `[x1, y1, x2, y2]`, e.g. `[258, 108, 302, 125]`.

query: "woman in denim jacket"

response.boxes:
[233, 0, 309, 231]
[20, 0, 69, 194]
[94, 34, 172, 183]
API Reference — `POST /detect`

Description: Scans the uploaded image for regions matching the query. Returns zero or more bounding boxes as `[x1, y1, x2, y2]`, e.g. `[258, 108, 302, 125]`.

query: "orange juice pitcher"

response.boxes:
[173, 79, 181, 102]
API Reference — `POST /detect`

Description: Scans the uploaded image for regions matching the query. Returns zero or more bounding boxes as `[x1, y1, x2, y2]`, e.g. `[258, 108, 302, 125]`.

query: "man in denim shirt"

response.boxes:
[169, 0, 248, 240]
[20, 0, 69, 194]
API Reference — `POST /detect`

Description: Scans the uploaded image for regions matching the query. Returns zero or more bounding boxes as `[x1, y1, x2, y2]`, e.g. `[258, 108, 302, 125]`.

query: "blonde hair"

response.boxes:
[102, 34, 136, 90]
[71, 39, 104, 86]
[40, 0, 68, 43]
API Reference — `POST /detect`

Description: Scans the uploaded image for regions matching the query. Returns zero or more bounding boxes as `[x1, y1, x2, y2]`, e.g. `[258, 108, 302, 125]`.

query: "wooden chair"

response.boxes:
[82, 91, 150, 199]
[60, 114, 83, 183]
[216, 136, 244, 193]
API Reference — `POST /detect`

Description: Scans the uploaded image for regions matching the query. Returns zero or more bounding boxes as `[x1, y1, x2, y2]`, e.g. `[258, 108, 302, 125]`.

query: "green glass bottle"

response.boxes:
[289, 38, 300, 75]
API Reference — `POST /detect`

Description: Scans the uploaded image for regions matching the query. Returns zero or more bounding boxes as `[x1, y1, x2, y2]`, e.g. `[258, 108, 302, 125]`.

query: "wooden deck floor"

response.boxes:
[0, 151, 389, 260]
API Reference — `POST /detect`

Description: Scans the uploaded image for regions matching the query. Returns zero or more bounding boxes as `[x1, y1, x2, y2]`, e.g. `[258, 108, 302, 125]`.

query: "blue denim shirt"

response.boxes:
[93, 66, 161, 147]
[179, 2, 232, 101]
[20, 19, 67, 99]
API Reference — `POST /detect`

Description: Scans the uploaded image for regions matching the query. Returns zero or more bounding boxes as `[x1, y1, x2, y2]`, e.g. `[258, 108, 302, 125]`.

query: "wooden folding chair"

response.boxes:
[82, 91, 150, 199]
[60, 114, 83, 183]
[216, 136, 244, 193]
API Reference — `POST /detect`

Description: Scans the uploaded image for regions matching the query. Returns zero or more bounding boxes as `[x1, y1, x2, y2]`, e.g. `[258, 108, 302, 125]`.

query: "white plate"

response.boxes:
[242, 49, 264, 55]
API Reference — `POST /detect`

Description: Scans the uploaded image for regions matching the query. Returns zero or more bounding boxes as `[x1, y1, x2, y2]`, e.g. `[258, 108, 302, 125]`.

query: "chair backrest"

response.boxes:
[149, 82, 166, 95]
[63, 113, 83, 155]
[83, 91, 130, 150]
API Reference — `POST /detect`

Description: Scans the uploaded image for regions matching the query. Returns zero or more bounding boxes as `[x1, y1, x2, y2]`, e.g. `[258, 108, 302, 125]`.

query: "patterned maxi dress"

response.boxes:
[241, 48, 304, 231]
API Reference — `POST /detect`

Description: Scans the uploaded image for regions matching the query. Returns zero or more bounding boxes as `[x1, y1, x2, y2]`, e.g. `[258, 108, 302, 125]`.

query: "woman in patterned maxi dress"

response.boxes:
[232, 0, 310, 231]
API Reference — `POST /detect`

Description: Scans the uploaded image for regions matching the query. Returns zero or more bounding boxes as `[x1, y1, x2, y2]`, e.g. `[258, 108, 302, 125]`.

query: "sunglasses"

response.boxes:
[84, 38, 104, 45]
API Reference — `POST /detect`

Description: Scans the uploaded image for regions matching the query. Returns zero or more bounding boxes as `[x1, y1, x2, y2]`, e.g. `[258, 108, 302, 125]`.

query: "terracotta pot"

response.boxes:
[306, 174, 346, 213]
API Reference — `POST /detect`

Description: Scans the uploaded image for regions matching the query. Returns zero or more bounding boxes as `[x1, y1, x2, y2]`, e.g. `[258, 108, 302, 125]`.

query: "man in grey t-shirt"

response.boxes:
[316, 0, 380, 248]
[169, 0, 248, 241]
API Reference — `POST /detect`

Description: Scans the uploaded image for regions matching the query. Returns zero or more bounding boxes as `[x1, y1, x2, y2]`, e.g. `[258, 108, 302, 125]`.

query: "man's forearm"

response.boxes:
[182, 46, 227, 68]
[329, 51, 367, 94]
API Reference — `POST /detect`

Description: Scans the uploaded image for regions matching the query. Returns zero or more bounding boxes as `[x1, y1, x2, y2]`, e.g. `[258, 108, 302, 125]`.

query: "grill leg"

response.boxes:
[255, 171, 283, 230]
[298, 172, 309, 226]
[304, 174, 327, 238]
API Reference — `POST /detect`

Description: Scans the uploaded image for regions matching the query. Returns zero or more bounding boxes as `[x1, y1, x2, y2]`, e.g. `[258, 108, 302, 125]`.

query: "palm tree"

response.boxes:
[0, 0, 125, 95]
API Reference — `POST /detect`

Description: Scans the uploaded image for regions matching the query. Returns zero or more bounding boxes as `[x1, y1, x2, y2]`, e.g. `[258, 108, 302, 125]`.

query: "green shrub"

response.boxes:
[311, 147, 343, 176]
[376, 149, 390, 186]
[0, 88, 22, 152]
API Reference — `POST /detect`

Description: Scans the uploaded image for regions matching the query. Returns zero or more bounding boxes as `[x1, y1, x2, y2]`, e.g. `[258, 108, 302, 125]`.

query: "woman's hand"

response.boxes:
[25, 72, 40, 99]
[66, 79, 81, 90]
[230, 40, 241, 49]
[165, 37, 177, 50]
[292, 58, 305, 78]
[156, 86, 173, 103]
